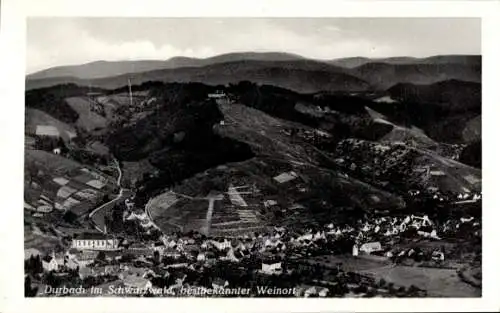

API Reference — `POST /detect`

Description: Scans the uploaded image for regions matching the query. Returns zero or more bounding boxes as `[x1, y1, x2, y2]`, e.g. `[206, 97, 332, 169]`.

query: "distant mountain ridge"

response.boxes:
[350, 61, 481, 89]
[329, 54, 481, 68]
[26, 52, 481, 94]
[26, 59, 370, 93]
[27, 52, 307, 80]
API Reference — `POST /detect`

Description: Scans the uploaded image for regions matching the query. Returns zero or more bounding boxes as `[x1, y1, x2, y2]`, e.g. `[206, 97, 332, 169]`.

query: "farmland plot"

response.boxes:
[361, 265, 480, 297]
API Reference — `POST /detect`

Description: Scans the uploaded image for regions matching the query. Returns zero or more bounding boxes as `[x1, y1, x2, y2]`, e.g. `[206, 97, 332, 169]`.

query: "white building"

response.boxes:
[164, 248, 182, 259]
[432, 250, 445, 262]
[297, 233, 313, 242]
[64, 257, 82, 270]
[359, 242, 382, 254]
[211, 239, 231, 251]
[196, 252, 206, 261]
[42, 253, 61, 272]
[207, 91, 226, 99]
[36, 204, 53, 213]
[352, 244, 359, 257]
[304, 286, 329, 297]
[417, 229, 441, 240]
[273, 171, 298, 184]
[412, 215, 432, 227]
[261, 261, 283, 275]
[71, 233, 120, 251]
[212, 278, 229, 289]
[460, 216, 474, 224]
[264, 199, 278, 208]
[35, 125, 60, 137]
[71, 250, 98, 267]
[313, 231, 326, 241]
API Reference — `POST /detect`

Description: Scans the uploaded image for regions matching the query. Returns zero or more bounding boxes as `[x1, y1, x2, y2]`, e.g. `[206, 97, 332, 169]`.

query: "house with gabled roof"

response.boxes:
[304, 286, 329, 297]
[211, 238, 231, 251]
[71, 232, 120, 251]
[42, 253, 61, 272]
[261, 257, 283, 275]
[359, 242, 382, 255]
[212, 278, 229, 289]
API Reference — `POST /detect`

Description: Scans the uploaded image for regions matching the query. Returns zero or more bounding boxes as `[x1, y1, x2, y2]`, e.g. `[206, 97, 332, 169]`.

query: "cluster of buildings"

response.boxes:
[26, 203, 481, 297]
[207, 91, 232, 105]
[26, 164, 480, 297]
[406, 187, 482, 206]
[334, 138, 482, 208]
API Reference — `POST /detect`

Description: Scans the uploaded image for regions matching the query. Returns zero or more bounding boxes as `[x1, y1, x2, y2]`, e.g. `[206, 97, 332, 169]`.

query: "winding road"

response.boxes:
[89, 157, 127, 233]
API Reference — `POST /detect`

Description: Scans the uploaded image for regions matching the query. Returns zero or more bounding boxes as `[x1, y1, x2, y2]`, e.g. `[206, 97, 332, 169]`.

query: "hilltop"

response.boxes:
[350, 62, 481, 90]
[26, 59, 368, 93]
[27, 52, 306, 80]
[386, 80, 481, 143]
[145, 99, 406, 236]
[26, 53, 481, 94]
[329, 55, 481, 68]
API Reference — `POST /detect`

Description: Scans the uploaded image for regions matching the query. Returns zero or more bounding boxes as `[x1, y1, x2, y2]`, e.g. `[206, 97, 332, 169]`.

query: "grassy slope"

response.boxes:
[65, 97, 108, 132]
[25, 108, 77, 142]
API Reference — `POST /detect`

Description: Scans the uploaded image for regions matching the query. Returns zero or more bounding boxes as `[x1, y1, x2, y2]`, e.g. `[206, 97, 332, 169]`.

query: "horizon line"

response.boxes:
[26, 51, 482, 75]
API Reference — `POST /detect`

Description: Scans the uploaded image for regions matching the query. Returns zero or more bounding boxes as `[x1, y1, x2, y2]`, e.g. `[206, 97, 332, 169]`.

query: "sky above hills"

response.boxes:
[26, 18, 481, 74]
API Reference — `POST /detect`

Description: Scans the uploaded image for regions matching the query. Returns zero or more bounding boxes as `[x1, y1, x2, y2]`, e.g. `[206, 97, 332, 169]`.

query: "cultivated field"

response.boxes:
[65, 97, 108, 132]
[25, 108, 77, 142]
[25, 149, 117, 217]
[147, 164, 269, 236]
[366, 106, 438, 148]
[106, 92, 149, 106]
[361, 265, 480, 297]
[25, 149, 81, 175]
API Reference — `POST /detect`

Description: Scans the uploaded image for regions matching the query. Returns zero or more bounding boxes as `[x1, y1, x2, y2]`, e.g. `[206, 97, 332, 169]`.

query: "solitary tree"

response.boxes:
[24, 275, 38, 297]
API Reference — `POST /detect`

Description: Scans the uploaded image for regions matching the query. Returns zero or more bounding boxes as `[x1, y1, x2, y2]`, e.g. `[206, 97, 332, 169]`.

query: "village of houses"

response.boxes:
[25, 187, 482, 298]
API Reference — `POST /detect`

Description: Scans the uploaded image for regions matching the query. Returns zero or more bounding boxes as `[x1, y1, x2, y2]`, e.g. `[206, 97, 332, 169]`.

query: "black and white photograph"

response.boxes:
[3, 0, 500, 310]
[20, 16, 485, 299]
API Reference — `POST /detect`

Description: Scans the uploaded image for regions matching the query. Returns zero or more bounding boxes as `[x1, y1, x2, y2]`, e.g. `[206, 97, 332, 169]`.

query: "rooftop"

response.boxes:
[73, 232, 115, 240]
